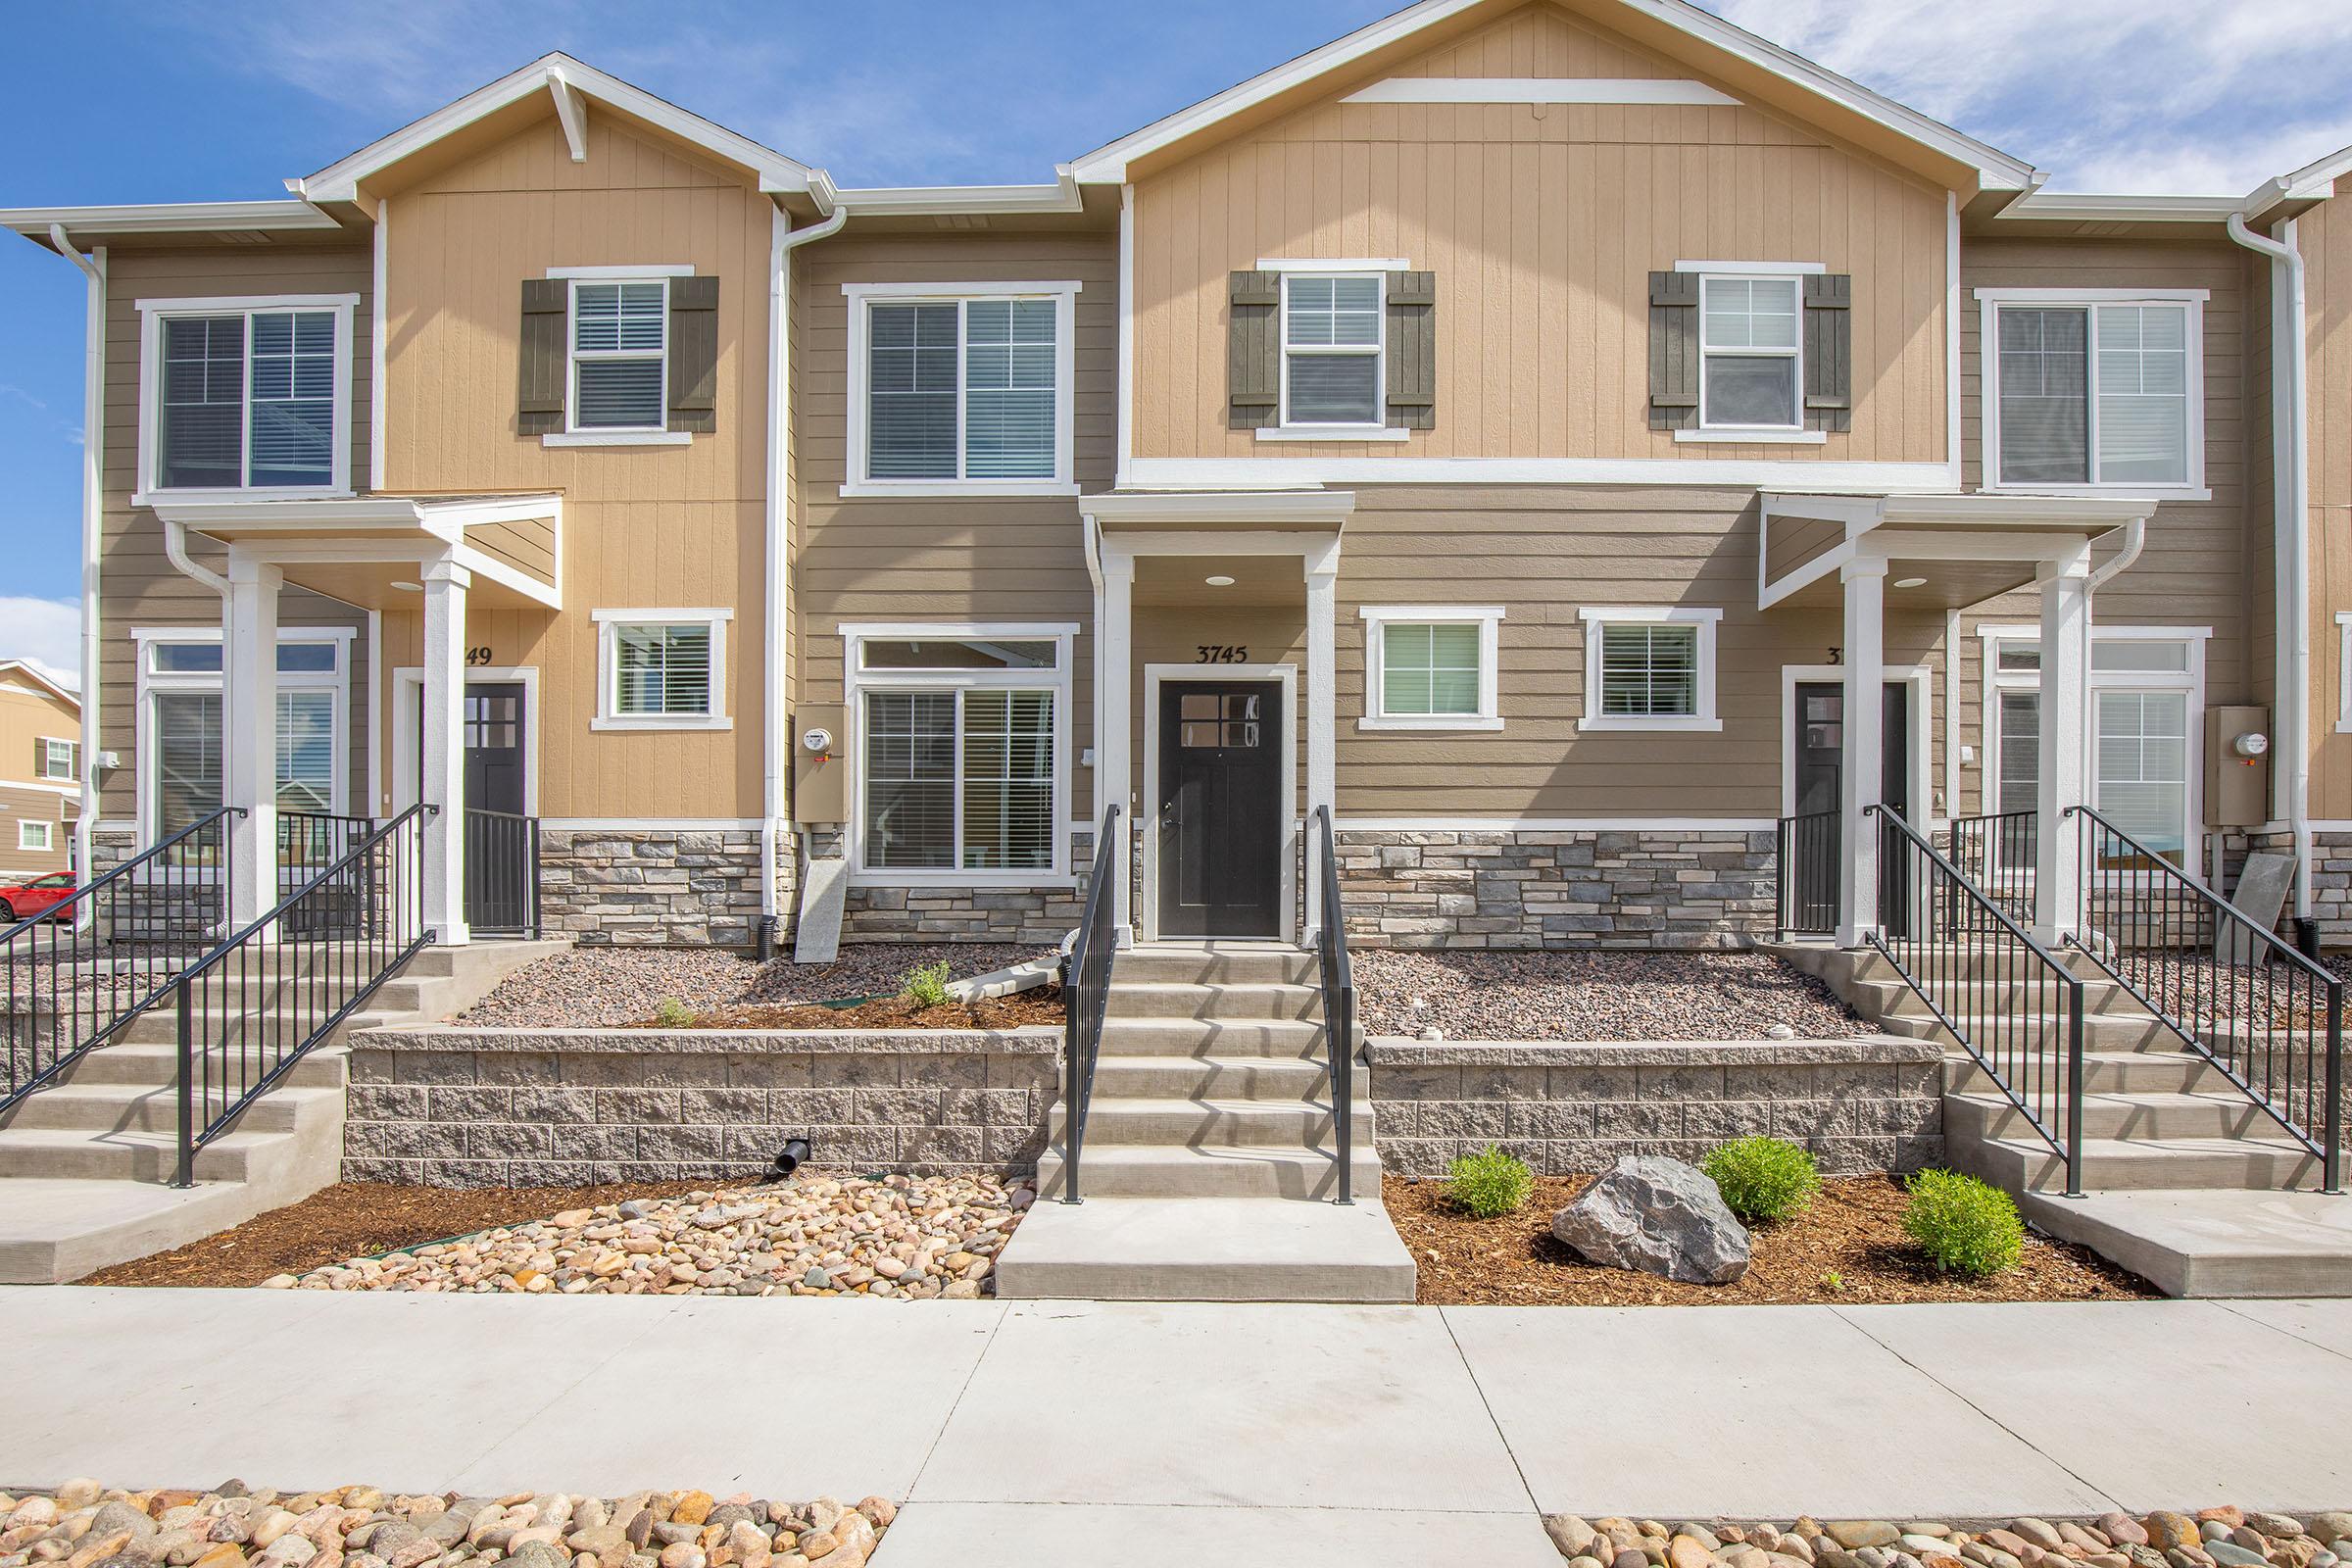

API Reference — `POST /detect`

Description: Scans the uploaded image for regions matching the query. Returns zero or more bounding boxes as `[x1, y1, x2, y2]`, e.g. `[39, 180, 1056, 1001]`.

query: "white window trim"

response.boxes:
[1675, 259, 1827, 275]
[1276, 268, 1390, 437]
[18, 820, 52, 853]
[1577, 607, 1724, 732]
[840, 621, 1077, 887]
[1975, 287, 2211, 499]
[841, 281, 1081, 497]
[1695, 271, 1806, 436]
[591, 609, 732, 731]
[130, 625, 355, 845]
[1357, 606, 1504, 731]
[562, 274, 671, 441]
[133, 293, 359, 506]
[2337, 612, 2352, 733]
[36, 737, 76, 782]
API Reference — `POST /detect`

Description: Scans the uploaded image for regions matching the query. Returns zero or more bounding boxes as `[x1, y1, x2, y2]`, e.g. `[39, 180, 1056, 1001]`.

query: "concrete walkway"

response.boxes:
[5, 1291, 2351, 1567]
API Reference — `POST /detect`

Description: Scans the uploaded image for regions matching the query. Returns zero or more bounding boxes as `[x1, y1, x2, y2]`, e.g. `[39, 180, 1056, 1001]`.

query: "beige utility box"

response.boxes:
[792, 704, 848, 824]
[2204, 705, 2271, 828]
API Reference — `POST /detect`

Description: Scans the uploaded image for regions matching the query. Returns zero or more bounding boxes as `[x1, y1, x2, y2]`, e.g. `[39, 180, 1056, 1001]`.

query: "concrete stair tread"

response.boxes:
[2018, 1189, 2352, 1297]
[1950, 1088, 2274, 1114]
[1079, 1094, 1366, 1115]
[994, 1195, 1416, 1303]
[0, 1177, 265, 1285]
[0, 1124, 287, 1153]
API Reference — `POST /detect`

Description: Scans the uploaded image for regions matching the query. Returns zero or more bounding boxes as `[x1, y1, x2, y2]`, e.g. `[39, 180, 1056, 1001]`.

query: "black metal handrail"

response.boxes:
[1870, 805, 2085, 1197]
[1947, 809, 2037, 928]
[278, 810, 372, 884]
[172, 804, 434, 1186]
[2, 808, 243, 1117]
[464, 808, 543, 939]
[2068, 804, 2342, 1190]
[1311, 804, 1355, 1205]
[1773, 808, 1839, 937]
[1055, 804, 1122, 1204]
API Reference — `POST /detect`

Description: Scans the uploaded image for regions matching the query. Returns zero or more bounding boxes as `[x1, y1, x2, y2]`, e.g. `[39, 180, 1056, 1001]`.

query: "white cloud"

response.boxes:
[0, 597, 79, 691]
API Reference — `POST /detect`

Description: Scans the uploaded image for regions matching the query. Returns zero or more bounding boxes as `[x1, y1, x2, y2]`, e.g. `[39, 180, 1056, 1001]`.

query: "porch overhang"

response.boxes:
[1758, 490, 2154, 612]
[153, 492, 564, 611]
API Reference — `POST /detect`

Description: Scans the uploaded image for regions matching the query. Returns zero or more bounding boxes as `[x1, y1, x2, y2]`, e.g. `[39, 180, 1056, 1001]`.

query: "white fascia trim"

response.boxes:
[297, 53, 812, 203]
[544, 429, 693, 448]
[815, 172, 1083, 217]
[1675, 258, 1827, 275]
[2, 201, 341, 239]
[1343, 77, 1736, 106]
[2004, 192, 2244, 224]
[1081, 488, 1356, 526]
[1254, 256, 1412, 271]
[547, 263, 696, 279]
[1256, 425, 1411, 443]
[1339, 816, 1776, 832]
[1675, 428, 1828, 445]
[0, 660, 81, 709]
[1122, 457, 1952, 492]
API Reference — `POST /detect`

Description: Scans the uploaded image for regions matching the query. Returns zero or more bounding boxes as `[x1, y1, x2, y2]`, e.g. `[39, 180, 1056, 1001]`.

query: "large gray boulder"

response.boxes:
[1550, 1155, 1751, 1284]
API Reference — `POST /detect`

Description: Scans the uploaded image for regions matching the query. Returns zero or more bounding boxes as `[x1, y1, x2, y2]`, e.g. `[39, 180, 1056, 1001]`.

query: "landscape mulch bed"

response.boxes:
[1394, 1173, 2157, 1306]
[628, 986, 1063, 1030]
[77, 1179, 710, 1289]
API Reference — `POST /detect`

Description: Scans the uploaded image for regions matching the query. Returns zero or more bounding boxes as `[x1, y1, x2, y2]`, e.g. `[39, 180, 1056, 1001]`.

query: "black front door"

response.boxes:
[1157, 679, 1283, 939]
[418, 682, 533, 934]
[1792, 679, 1912, 930]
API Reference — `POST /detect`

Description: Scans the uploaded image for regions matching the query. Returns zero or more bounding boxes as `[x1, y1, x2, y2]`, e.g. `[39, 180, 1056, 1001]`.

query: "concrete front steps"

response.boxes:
[0, 937, 563, 1284]
[1769, 938, 2352, 1297]
[1002, 944, 1413, 1302]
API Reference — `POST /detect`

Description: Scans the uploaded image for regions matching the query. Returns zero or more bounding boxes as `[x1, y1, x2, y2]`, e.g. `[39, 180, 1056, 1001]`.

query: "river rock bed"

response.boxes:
[267, 1174, 1032, 1298]
[1540, 1512, 2352, 1568]
[1354, 949, 1868, 1041]
[0, 1485, 894, 1568]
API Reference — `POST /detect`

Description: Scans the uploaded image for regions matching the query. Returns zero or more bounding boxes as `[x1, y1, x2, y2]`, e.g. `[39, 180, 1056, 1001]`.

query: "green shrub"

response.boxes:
[1903, 1168, 2026, 1277]
[651, 997, 695, 1028]
[1700, 1136, 1821, 1223]
[902, 959, 955, 1009]
[1446, 1145, 1535, 1218]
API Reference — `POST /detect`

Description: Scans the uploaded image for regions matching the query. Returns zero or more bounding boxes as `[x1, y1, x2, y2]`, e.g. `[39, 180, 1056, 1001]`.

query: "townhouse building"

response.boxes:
[0, 661, 79, 879]
[8, 0, 2352, 960]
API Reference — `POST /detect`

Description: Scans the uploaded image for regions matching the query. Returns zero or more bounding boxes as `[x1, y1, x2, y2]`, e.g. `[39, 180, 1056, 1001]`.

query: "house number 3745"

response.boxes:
[1195, 645, 1248, 663]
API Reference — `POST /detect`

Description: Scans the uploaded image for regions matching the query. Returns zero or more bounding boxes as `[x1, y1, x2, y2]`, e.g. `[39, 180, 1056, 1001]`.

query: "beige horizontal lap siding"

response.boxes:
[1130, 2, 1948, 466]
[790, 229, 1114, 828]
[1333, 485, 1945, 821]
[96, 246, 374, 826]
[2301, 179, 2352, 817]
[1763, 514, 1842, 585]
[1951, 236, 2259, 819]
[381, 112, 774, 821]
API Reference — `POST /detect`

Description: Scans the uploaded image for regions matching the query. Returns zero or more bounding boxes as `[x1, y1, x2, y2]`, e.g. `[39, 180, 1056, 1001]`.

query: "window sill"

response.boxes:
[1673, 428, 1827, 445]
[839, 481, 1080, 499]
[1981, 482, 2212, 503]
[590, 714, 734, 732]
[134, 486, 353, 508]
[1575, 715, 1724, 733]
[1358, 714, 1504, 732]
[544, 430, 693, 448]
[1254, 425, 1411, 443]
[848, 870, 1077, 889]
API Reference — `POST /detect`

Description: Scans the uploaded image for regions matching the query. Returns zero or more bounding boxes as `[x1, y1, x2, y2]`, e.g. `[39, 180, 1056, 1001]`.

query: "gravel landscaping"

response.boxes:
[456, 944, 1056, 1028]
[1355, 949, 1870, 1041]
[0, 1483, 894, 1568]
[1537, 1512, 2352, 1568]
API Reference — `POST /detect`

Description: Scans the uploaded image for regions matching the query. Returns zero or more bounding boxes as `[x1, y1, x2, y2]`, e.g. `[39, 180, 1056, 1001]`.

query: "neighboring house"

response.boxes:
[0, 661, 80, 880]
[6, 0, 2352, 952]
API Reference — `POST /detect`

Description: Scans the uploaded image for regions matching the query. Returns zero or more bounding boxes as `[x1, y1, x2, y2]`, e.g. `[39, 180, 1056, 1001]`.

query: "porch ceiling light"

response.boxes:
[1204, 574, 1236, 587]
[1893, 576, 1928, 589]
[390, 580, 422, 592]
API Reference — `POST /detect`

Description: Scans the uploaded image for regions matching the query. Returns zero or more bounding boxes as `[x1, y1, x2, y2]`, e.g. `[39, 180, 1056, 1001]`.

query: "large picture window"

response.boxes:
[1981, 291, 2204, 491]
[139, 296, 355, 497]
[845, 284, 1078, 493]
[134, 631, 351, 843]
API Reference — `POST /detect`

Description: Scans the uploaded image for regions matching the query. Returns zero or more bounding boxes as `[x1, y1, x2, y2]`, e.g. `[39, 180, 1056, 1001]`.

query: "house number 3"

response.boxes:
[1196, 645, 1248, 663]
[466, 646, 495, 667]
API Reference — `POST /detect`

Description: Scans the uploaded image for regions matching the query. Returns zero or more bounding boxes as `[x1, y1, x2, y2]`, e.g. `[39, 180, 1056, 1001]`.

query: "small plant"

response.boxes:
[1903, 1168, 2026, 1278]
[902, 959, 955, 1009]
[1701, 1136, 1820, 1223]
[1446, 1145, 1534, 1218]
[651, 997, 695, 1028]
[1820, 1270, 1844, 1294]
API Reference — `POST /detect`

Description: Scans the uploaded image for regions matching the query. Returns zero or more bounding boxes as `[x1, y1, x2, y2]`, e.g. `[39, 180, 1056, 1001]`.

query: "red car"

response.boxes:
[0, 873, 75, 924]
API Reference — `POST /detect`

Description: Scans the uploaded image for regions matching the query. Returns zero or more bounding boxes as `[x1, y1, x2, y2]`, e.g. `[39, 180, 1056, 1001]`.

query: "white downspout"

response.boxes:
[760, 200, 851, 952]
[52, 226, 104, 878]
[2229, 211, 2313, 918]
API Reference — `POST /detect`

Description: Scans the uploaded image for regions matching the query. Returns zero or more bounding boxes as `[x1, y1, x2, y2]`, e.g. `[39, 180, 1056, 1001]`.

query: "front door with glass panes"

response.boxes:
[1790, 680, 1912, 931]
[1156, 679, 1284, 940]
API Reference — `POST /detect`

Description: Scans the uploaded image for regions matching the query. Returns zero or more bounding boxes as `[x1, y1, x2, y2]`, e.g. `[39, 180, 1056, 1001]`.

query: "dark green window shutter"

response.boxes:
[1804, 272, 1853, 433]
[517, 278, 568, 436]
[1228, 270, 1280, 429]
[1385, 270, 1436, 430]
[667, 275, 720, 434]
[1647, 270, 1699, 430]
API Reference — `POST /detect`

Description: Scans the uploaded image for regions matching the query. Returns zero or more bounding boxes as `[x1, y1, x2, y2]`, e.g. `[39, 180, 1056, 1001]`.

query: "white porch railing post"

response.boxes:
[1837, 558, 1886, 948]
[222, 555, 281, 932]
[1303, 560, 1338, 941]
[420, 556, 472, 946]
[1099, 556, 1135, 941]
[2034, 548, 2093, 945]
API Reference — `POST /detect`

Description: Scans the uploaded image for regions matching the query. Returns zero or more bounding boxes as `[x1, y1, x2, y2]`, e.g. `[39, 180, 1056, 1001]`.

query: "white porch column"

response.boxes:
[420, 556, 471, 946]
[1099, 554, 1135, 938]
[2034, 547, 2093, 945]
[1837, 558, 1886, 948]
[222, 556, 281, 930]
[1303, 559, 1338, 940]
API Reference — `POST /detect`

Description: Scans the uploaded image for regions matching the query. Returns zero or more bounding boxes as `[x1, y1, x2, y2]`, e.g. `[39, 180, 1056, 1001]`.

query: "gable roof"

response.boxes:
[293, 52, 814, 203]
[0, 661, 79, 710]
[1067, 0, 2040, 198]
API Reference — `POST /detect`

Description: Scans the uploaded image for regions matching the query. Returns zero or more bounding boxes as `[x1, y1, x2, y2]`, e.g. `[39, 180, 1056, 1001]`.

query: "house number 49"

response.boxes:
[466, 646, 495, 667]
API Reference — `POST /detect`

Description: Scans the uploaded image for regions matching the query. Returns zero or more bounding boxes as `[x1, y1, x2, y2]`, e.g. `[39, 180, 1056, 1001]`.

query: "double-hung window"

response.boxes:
[19, 821, 52, 854]
[569, 279, 668, 431]
[844, 625, 1073, 881]
[593, 611, 730, 731]
[1698, 274, 1802, 431]
[1282, 272, 1385, 428]
[845, 283, 1078, 493]
[1982, 290, 2204, 491]
[133, 631, 351, 844]
[1579, 608, 1723, 732]
[139, 295, 355, 498]
[1358, 608, 1503, 730]
[37, 738, 76, 782]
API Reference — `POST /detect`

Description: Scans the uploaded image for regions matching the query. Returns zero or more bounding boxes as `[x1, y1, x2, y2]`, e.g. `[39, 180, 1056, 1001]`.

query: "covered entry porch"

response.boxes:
[152, 492, 564, 945]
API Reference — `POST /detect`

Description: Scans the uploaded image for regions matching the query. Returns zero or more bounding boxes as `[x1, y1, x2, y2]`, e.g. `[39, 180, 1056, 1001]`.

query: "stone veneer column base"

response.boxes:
[539, 827, 776, 948]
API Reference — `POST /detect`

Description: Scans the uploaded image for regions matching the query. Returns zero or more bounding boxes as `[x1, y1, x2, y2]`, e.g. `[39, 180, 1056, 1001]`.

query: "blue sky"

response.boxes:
[5, 0, 2350, 684]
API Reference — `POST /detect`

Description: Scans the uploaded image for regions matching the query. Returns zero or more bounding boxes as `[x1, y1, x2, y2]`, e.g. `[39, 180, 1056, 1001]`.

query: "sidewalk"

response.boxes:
[4, 1290, 2350, 1566]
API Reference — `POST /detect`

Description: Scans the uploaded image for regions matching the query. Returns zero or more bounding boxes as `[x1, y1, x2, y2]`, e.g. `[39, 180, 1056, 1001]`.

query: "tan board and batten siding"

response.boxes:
[377, 114, 773, 821]
[2301, 175, 2352, 819]
[1130, 2, 1949, 466]
[97, 246, 374, 825]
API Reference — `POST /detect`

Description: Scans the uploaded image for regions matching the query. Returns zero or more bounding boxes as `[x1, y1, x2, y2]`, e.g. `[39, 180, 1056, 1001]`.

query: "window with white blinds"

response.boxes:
[1359, 607, 1505, 729]
[571, 280, 667, 430]
[151, 305, 342, 492]
[849, 286, 1074, 489]
[593, 612, 730, 730]
[38, 738, 76, 781]
[1987, 295, 2200, 489]
[1282, 273, 1384, 426]
[1578, 608, 1722, 732]
[136, 633, 349, 842]
[1698, 275, 1801, 429]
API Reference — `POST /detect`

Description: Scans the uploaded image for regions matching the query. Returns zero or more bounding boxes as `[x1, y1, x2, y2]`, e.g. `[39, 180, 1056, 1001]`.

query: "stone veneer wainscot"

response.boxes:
[538, 826, 776, 948]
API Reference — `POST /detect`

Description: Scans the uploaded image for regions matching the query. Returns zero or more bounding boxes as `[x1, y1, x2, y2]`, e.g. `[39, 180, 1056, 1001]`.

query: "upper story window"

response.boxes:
[1578, 607, 1723, 733]
[592, 610, 731, 732]
[843, 282, 1079, 496]
[1699, 275, 1802, 430]
[1979, 289, 2206, 494]
[1282, 273, 1384, 427]
[525, 266, 710, 448]
[37, 738, 76, 782]
[1358, 607, 1504, 731]
[137, 294, 357, 499]
[570, 280, 667, 430]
